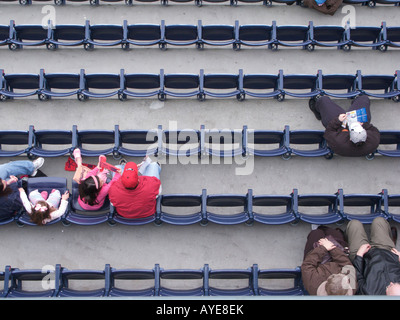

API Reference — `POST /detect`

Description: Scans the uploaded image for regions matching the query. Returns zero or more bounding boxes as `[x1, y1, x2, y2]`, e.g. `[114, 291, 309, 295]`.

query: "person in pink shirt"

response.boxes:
[73, 148, 121, 211]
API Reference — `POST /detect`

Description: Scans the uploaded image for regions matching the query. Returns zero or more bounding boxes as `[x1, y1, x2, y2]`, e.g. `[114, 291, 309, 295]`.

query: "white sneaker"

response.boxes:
[31, 157, 45, 176]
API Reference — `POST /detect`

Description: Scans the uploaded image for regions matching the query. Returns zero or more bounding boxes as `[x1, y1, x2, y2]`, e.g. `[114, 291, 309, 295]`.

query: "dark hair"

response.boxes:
[0, 178, 13, 197]
[78, 176, 100, 206]
[30, 200, 54, 226]
[355, 141, 365, 147]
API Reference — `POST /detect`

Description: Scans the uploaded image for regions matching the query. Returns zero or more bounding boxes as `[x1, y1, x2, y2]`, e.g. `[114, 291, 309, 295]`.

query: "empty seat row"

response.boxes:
[0, 263, 306, 298]
[3, 0, 399, 7]
[3, 124, 400, 163]
[1, 20, 400, 52]
[4, 176, 398, 226]
[1, 68, 399, 102]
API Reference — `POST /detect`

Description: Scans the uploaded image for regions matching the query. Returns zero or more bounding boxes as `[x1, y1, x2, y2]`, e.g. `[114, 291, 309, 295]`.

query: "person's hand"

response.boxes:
[7, 175, 18, 185]
[319, 238, 336, 251]
[61, 190, 69, 200]
[391, 248, 400, 263]
[338, 114, 347, 122]
[357, 243, 371, 257]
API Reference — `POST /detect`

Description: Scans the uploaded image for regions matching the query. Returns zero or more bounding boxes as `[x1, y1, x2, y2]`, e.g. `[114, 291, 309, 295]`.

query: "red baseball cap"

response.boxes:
[121, 162, 139, 189]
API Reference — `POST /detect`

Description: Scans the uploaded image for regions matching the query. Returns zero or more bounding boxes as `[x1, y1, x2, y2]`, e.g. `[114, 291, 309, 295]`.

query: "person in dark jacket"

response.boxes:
[302, 0, 343, 15]
[309, 95, 380, 157]
[345, 217, 400, 295]
[301, 226, 356, 295]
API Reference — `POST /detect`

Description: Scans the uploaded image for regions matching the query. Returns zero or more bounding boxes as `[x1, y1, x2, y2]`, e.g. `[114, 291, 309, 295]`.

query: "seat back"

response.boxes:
[159, 266, 206, 296]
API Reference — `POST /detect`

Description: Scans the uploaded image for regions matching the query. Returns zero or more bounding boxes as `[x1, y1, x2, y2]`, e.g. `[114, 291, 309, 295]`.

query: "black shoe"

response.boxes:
[309, 98, 321, 120]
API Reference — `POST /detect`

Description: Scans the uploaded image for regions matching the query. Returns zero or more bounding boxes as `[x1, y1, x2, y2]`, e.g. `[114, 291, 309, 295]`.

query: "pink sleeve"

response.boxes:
[94, 173, 121, 203]
[85, 167, 100, 179]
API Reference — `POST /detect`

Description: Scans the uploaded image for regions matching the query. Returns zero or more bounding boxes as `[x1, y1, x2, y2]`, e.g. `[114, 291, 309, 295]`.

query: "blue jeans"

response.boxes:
[0, 160, 34, 181]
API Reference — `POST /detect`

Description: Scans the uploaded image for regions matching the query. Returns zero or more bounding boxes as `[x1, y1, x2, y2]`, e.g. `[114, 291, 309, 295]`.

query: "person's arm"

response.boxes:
[48, 191, 69, 221]
[352, 244, 370, 293]
[18, 188, 32, 214]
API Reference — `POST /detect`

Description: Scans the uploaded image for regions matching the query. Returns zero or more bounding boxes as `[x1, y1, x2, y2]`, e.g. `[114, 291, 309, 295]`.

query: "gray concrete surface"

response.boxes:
[0, 2, 399, 295]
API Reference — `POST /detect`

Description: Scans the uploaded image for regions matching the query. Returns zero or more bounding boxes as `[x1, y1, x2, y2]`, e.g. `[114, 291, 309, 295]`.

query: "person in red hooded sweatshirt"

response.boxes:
[108, 157, 161, 219]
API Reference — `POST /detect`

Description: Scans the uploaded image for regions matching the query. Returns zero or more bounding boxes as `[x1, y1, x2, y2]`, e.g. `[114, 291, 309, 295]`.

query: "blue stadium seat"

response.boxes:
[47, 24, 86, 50]
[309, 24, 348, 50]
[236, 23, 275, 49]
[108, 198, 159, 226]
[338, 189, 388, 223]
[159, 265, 207, 296]
[108, 264, 160, 297]
[243, 125, 290, 158]
[6, 265, 61, 298]
[251, 191, 299, 225]
[0, 266, 12, 297]
[122, 20, 161, 49]
[38, 69, 81, 100]
[57, 264, 110, 297]
[78, 69, 122, 100]
[205, 264, 257, 296]
[346, 25, 385, 50]
[62, 181, 112, 226]
[120, 69, 163, 100]
[200, 124, 246, 158]
[317, 70, 359, 99]
[286, 130, 334, 159]
[16, 177, 69, 226]
[381, 189, 400, 223]
[204, 190, 251, 225]
[241, 71, 282, 100]
[0, 23, 11, 47]
[8, 20, 48, 50]
[293, 189, 346, 225]
[72, 125, 117, 157]
[160, 20, 200, 49]
[84, 20, 123, 50]
[156, 190, 207, 226]
[272, 22, 312, 50]
[254, 265, 307, 295]
[163, 71, 201, 99]
[0, 129, 30, 157]
[159, 125, 202, 157]
[0, 69, 40, 100]
[280, 70, 321, 100]
[383, 25, 400, 49]
[356, 70, 399, 99]
[376, 130, 400, 157]
[195, 0, 230, 6]
[197, 20, 237, 49]
[198, 69, 243, 101]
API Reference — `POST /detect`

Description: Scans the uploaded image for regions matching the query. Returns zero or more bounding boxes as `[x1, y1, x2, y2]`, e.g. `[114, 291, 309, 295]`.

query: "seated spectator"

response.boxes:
[346, 217, 400, 295]
[302, 0, 343, 15]
[19, 188, 69, 226]
[0, 158, 45, 222]
[301, 225, 356, 295]
[108, 157, 161, 219]
[72, 148, 121, 211]
[309, 95, 380, 157]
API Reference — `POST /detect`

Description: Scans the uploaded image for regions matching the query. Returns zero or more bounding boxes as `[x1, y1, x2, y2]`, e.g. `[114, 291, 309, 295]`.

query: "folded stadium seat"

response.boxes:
[317, 70, 359, 99]
[0, 69, 40, 101]
[120, 69, 163, 100]
[158, 124, 202, 158]
[72, 125, 117, 157]
[342, 0, 372, 6]
[344, 24, 385, 51]
[83, 20, 123, 50]
[236, 23, 275, 50]
[279, 70, 321, 100]
[293, 189, 346, 225]
[285, 129, 334, 159]
[200, 124, 246, 158]
[8, 20, 49, 50]
[38, 69, 81, 100]
[46, 24, 86, 50]
[160, 20, 200, 50]
[250, 191, 300, 225]
[27, 125, 75, 158]
[78, 69, 122, 101]
[356, 70, 399, 100]
[108, 264, 160, 297]
[197, 20, 237, 50]
[155, 190, 207, 226]
[232, 0, 271, 6]
[204, 190, 252, 225]
[159, 266, 207, 296]
[243, 125, 290, 158]
[381, 189, 400, 223]
[61, 181, 112, 226]
[162, 71, 201, 99]
[204, 264, 257, 296]
[198, 69, 243, 101]
[121, 20, 161, 49]
[0, 129, 31, 158]
[337, 189, 388, 223]
[195, 0, 230, 6]
[272, 22, 313, 51]
[108, 198, 159, 226]
[254, 265, 307, 296]
[6, 265, 61, 298]
[16, 177, 69, 226]
[383, 25, 400, 50]
[114, 124, 160, 158]
[240, 71, 283, 100]
[162, 0, 194, 5]
[57, 264, 110, 297]
[375, 131, 400, 157]
[308, 23, 349, 50]
[269, 0, 297, 5]
[0, 23, 11, 47]
[0, 266, 12, 297]
[363, 0, 400, 6]
[133, 0, 161, 4]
